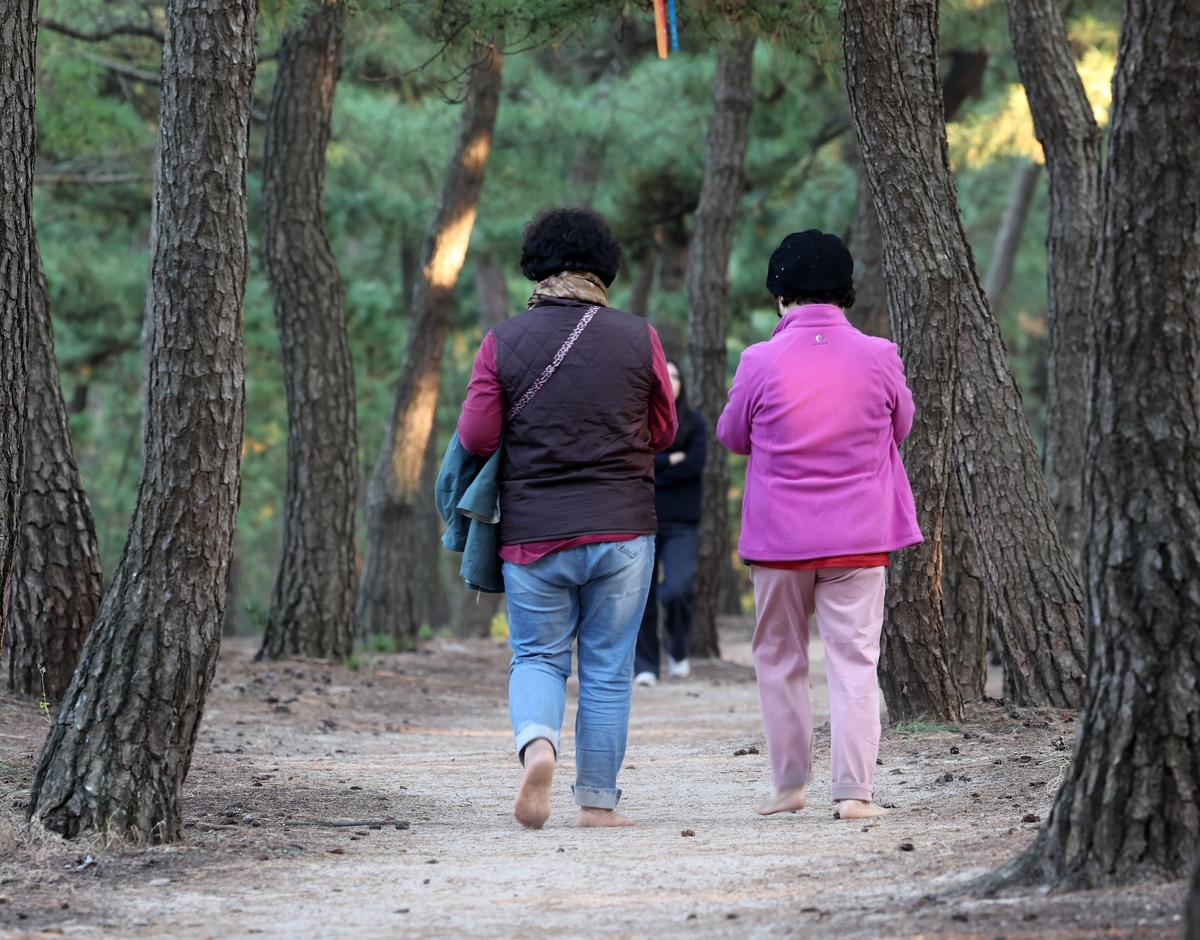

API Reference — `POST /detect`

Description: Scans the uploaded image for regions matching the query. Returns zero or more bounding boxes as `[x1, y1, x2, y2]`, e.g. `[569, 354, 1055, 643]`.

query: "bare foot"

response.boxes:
[577, 807, 635, 827]
[513, 739, 555, 829]
[836, 799, 889, 819]
[754, 786, 806, 815]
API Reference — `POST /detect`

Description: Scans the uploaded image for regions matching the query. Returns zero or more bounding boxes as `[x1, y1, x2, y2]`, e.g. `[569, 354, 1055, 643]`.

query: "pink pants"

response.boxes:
[750, 565, 886, 802]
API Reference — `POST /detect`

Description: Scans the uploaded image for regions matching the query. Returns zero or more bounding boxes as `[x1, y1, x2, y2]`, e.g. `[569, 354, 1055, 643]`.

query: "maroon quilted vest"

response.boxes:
[492, 298, 658, 545]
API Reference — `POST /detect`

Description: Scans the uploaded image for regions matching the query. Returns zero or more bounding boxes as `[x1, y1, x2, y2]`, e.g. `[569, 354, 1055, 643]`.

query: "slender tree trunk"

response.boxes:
[942, 475, 988, 702]
[257, 1, 357, 662]
[28, 0, 255, 841]
[1006, 0, 1103, 575]
[223, 551, 240, 638]
[841, 0, 963, 723]
[627, 250, 657, 320]
[475, 253, 510, 334]
[996, 0, 1200, 889]
[981, 160, 1042, 316]
[0, 0, 37, 653]
[357, 43, 503, 645]
[410, 435, 444, 633]
[846, 144, 890, 339]
[7, 236, 104, 701]
[684, 32, 755, 661]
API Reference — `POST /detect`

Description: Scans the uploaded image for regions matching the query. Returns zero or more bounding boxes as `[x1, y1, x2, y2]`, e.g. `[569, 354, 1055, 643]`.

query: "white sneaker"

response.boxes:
[633, 671, 657, 687]
[667, 657, 691, 679]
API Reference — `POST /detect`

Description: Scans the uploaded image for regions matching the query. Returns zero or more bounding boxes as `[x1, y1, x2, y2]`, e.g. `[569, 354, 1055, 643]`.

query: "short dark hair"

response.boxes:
[520, 207, 623, 287]
[777, 285, 857, 310]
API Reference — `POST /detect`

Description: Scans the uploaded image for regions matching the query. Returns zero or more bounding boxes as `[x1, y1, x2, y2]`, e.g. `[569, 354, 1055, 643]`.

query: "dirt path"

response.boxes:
[0, 621, 1185, 938]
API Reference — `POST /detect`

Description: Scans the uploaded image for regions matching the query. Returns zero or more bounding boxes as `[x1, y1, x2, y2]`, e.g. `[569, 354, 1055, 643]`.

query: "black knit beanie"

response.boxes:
[766, 230, 854, 298]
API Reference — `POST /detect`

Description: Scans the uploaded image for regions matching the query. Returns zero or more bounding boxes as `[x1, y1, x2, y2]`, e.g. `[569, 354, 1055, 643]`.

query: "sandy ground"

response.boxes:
[0, 619, 1186, 939]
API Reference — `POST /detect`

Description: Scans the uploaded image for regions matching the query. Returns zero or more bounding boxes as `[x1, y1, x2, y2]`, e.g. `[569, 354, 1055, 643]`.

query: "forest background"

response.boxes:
[34, 0, 1119, 637]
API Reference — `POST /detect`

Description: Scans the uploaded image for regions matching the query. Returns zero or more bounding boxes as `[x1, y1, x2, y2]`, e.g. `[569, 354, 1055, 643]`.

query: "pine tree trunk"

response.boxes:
[0, 0, 37, 654]
[28, 0, 256, 841]
[257, 1, 358, 662]
[981, 160, 1042, 316]
[953, 272, 1087, 708]
[997, 0, 1200, 889]
[841, 0, 963, 723]
[627, 250, 657, 320]
[475, 253, 510, 334]
[1006, 0, 1102, 574]
[846, 144, 890, 339]
[684, 32, 755, 661]
[942, 474, 988, 703]
[410, 436, 444, 633]
[357, 43, 502, 646]
[6, 236, 104, 702]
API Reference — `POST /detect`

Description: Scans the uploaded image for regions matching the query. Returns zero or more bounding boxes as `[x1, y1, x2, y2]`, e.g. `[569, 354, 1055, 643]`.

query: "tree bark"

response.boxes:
[997, 0, 1200, 889]
[410, 434, 446, 633]
[627, 250, 657, 320]
[981, 160, 1042, 316]
[841, 0, 963, 723]
[6, 236, 104, 702]
[1006, 0, 1103, 575]
[684, 32, 755, 662]
[942, 474, 989, 702]
[0, 0, 37, 654]
[357, 43, 503, 646]
[475, 252, 510, 334]
[257, 1, 358, 662]
[28, 0, 256, 842]
[846, 144, 890, 339]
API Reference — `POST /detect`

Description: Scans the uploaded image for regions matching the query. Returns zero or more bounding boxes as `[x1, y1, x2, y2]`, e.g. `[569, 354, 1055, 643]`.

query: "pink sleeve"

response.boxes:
[888, 345, 915, 446]
[647, 326, 678, 452]
[716, 351, 754, 456]
[457, 331, 505, 457]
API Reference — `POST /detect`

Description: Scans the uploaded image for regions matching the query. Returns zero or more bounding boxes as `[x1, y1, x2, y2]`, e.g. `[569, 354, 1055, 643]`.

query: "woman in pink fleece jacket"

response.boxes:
[717, 230, 922, 821]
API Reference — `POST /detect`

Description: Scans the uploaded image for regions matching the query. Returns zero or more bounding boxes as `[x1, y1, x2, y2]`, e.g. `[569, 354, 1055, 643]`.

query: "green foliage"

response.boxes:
[417, 624, 434, 640]
[370, 634, 399, 654]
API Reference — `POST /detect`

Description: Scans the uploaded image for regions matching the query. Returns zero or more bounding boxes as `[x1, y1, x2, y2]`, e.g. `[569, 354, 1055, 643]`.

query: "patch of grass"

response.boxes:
[888, 718, 963, 736]
[417, 624, 433, 641]
[345, 652, 365, 672]
[369, 634, 397, 654]
[0, 753, 36, 801]
[490, 611, 509, 642]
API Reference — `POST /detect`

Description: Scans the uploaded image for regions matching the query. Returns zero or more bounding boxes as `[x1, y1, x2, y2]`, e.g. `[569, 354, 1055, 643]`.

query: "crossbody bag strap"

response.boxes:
[504, 305, 600, 422]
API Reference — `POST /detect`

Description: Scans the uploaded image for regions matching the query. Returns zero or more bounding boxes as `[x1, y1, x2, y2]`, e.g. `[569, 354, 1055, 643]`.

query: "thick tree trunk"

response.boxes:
[953, 270, 1087, 708]
[28, 0, 255, 842]
[998, 0, 1200, 889]
[0, 0, 37, 653]
[684, 32, 755, 661]
[1006, 0, 1103, 575]
[846, 145, 889, 339]
[841, 0, 963, 723]
[981, 160, 1042, 316]
[6, 237, 104, 701]
[257, 1, 358, 662]
[357, 43, 503, 645]
[942, 474, 988, 703]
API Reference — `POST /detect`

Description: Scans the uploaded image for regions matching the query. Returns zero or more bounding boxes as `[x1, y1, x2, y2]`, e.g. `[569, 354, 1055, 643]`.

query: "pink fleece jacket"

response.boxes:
[716, 304, 922, 561]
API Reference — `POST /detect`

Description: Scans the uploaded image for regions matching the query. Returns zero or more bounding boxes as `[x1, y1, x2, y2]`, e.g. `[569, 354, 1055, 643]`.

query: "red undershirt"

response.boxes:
[752, 553, 889, 570]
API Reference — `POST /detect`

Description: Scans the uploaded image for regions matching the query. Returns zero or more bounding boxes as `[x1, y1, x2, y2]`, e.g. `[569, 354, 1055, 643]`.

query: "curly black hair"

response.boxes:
[777, 285, 858, 310]
[520, 207, 623, 287]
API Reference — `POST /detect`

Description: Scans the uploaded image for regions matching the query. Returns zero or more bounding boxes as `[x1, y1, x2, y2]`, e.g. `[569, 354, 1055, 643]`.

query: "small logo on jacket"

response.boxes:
[814, 333, 827, 345]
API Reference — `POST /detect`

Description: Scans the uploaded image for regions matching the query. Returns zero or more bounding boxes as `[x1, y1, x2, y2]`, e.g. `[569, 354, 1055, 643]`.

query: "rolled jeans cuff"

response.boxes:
[572, 785, 621, 810]
[515, 723, 560, 764]
[830, 783, 874, 802]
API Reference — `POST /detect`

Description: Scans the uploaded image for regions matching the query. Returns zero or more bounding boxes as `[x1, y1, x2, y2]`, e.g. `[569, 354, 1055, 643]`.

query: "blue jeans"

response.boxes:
[634, 521, 699, 677]
[504, 536, 654, 809]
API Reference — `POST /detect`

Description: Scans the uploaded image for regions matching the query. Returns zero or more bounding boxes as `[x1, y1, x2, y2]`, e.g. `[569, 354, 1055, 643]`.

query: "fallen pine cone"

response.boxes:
[681, 830, 695, 837]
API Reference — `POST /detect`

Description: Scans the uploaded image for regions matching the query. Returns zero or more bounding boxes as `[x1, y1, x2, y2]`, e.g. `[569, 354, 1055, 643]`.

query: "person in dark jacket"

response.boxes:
[457, 207, 677, 830]
[634, 359, 706, 685]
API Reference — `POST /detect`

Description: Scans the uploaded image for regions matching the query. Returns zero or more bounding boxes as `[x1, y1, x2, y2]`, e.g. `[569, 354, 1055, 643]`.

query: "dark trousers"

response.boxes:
[634, 521, 699, 677]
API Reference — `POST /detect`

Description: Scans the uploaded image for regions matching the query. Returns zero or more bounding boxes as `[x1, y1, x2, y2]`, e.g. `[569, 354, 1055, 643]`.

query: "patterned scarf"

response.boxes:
[527, 270, 609, 308]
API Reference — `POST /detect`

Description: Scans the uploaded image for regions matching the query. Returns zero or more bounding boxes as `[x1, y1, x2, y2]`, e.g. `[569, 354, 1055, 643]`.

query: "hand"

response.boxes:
[669, 451, 686, 465]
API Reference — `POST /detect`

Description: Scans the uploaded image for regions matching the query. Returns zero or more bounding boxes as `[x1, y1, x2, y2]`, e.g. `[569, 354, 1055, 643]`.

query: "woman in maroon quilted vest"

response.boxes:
[457, 207, 677, 829]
